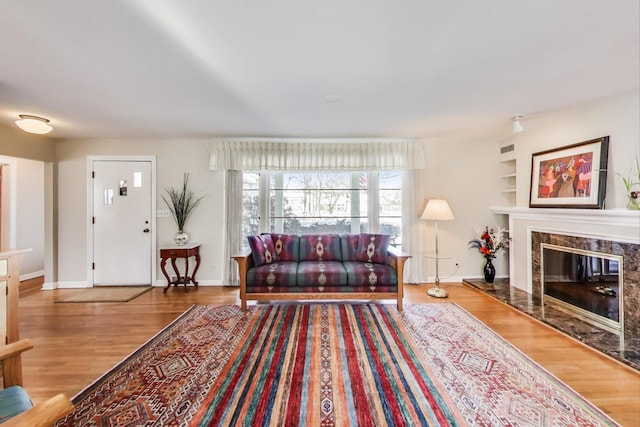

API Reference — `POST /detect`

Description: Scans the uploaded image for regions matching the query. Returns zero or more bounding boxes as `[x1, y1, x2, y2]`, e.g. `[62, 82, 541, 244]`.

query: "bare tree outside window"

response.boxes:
[242, 171, 402, 248]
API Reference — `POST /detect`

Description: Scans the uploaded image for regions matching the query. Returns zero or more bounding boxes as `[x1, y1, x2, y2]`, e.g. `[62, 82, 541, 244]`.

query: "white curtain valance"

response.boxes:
[208, 138, 425, 171]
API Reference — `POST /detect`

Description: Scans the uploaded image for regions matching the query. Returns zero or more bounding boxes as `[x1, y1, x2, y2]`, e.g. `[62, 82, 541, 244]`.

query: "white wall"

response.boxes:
[506, 90, 639, 209]
[413, 136, 509, 283]
[0, 156, 45, 279]
[0, 125, 56, 284]
[55, 139, 225, 285]
[53, 90, 639, 286]
[413, 90, 639, 283]
[16, 158, 45, 277]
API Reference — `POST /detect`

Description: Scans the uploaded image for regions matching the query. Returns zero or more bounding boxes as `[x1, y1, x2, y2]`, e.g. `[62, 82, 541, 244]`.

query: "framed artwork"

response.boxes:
[529, 136, 609, 208]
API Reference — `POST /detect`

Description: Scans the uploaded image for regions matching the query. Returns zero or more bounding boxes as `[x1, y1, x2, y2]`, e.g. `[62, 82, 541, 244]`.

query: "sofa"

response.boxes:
[233, 233, 410, 311]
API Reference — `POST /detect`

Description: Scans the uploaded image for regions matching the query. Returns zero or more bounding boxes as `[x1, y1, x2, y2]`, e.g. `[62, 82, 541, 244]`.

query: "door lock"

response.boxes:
[143, 228, 150, 233]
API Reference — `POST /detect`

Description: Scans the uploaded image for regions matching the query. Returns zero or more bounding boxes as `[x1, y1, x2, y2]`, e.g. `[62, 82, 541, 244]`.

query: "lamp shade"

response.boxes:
[15, 115, 52, 135]
[421, 199, 454, 221]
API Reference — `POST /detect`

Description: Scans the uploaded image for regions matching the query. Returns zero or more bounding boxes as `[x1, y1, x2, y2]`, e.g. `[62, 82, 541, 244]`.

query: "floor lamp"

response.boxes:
[421, 199, 454, 298]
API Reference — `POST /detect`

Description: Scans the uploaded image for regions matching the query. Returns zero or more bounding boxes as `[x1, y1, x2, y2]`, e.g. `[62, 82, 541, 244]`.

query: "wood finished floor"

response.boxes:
[18, 280, 640, 426]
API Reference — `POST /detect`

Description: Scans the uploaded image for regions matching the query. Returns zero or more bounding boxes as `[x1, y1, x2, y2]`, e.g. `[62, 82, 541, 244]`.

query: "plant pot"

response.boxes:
[483, 258, 496, 284]
[627, 192, 639, 210]
[174, 230, 189, 246]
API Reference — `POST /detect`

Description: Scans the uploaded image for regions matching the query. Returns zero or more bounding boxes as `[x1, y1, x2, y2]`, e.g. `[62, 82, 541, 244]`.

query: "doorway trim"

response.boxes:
[86, 155, 157, 287]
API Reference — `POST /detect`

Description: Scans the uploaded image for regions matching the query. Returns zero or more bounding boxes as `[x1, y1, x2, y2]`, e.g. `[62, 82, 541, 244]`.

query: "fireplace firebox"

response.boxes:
[541, 243, 623, 335]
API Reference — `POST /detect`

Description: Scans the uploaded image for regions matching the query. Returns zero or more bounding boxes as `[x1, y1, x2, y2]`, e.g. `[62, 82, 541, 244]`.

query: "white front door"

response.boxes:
[92, 160, 152, 285]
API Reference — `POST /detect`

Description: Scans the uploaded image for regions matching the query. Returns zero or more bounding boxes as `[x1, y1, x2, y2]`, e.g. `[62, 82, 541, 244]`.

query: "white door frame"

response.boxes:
[86, 155, 157, 287]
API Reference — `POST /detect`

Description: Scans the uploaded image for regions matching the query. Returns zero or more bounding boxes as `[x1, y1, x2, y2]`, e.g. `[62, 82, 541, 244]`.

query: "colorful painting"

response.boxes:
[530, 137, 608, 208]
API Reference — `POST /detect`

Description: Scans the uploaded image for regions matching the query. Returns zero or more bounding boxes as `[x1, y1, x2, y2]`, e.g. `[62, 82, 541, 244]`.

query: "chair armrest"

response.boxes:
[2, 393, 74, 427]
[0, 339, 33, 361]
[0, 339, 33, 388]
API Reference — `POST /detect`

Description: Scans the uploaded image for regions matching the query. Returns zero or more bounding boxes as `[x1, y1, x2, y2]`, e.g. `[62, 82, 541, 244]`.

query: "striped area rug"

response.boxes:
[192, 304, 461, 426]
[57, 303, 619, 426]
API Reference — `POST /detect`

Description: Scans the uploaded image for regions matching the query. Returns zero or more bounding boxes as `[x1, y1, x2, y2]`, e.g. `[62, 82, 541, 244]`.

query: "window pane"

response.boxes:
[271, 172, 364, 235]
[242, 172, 260, 247]
[379, 171, 402, 248]
[243, 170, 399, 247]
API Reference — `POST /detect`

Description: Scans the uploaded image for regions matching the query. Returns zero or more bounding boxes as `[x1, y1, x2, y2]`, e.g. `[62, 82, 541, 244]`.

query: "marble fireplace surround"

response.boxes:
[489, 207, 640, 369]
[531, 232, 638, 338]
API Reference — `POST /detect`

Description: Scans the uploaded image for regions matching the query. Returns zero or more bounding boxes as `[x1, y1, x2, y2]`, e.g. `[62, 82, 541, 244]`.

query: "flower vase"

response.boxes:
[483, 257, 496, 285]
[174, 230, 189, 246]
[627, 192, 639, 210]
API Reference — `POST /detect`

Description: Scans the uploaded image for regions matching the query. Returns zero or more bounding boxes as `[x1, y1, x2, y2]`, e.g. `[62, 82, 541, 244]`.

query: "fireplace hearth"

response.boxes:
[485, 207, 640, 370]
[463, 277, 640, 371]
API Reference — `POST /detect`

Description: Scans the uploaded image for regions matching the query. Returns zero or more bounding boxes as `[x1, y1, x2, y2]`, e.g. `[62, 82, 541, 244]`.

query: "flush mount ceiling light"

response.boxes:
[15, 114, 53, 135]
[511, 115, 524, 133]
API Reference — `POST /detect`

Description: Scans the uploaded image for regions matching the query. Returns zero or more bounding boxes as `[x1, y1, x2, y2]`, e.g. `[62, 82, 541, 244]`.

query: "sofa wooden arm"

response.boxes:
[232, 249, 253, 311]
[387, 247, 411, 311]
[0, 338, 33, 388]
[2, 393, 74, 427]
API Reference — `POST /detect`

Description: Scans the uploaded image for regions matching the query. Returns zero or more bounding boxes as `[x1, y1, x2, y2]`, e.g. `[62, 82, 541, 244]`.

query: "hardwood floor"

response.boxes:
[18, 280, 640, 425]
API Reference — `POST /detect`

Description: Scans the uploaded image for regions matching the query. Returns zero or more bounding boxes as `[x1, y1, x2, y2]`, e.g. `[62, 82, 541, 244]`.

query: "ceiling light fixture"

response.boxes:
[15, 114, 53, 135]
[512, 115, 524, 134]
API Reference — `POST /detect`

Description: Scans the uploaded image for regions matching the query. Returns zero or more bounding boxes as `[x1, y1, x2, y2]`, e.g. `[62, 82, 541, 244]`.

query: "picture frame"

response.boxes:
[529, 136, 609, 209]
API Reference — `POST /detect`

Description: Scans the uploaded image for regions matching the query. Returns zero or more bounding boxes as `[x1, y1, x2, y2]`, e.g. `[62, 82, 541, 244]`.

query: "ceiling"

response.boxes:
[1, 1, 638, 141]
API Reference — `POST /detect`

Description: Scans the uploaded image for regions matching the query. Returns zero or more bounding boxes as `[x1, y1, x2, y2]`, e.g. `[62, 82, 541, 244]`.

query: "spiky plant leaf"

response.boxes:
[162, 173, 205, 231]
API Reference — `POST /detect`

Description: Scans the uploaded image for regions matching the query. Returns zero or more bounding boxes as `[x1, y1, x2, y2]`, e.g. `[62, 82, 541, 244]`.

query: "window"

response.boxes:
[242, 171, 402, 248]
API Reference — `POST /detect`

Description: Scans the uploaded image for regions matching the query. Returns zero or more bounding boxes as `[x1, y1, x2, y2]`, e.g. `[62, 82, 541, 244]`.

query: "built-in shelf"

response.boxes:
[500, 156, 517, 206]
[499, 145, 517, 206]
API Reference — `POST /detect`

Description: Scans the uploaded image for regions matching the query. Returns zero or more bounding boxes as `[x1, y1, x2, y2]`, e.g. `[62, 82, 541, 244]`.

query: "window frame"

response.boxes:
[242, 170, 402, 246]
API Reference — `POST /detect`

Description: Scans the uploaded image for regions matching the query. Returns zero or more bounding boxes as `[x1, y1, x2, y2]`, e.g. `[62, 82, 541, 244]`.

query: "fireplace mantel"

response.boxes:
[489, 206, 639, 294]
[490, 206, 640, 230]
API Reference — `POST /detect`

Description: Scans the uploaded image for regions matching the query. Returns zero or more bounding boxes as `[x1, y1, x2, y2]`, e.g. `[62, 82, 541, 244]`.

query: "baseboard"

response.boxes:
[410, 274, 508, 285]
[19, 276, 44, 297]
[56, 281, 91, 289]
[41, 282, 57, 290]
[153, 279, 225, 287]
[20, 270, 45, 281]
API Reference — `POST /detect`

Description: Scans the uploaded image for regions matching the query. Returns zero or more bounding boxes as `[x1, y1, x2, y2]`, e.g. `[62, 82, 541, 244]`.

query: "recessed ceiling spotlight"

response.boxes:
[511, 115, 524, 133]
[325, 95, 339, 103]
[15, 114, 53, 135]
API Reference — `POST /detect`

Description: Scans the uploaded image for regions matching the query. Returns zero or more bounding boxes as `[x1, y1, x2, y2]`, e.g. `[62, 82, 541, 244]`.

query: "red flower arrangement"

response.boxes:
[468, 225, 509, 259]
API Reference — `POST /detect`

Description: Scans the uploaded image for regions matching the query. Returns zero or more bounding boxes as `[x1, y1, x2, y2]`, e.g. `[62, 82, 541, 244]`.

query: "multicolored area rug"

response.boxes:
[56, 304, 619, 426]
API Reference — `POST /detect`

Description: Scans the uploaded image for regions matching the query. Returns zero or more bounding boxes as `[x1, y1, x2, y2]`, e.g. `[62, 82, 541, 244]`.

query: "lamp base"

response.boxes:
[427, 286, 448, 298]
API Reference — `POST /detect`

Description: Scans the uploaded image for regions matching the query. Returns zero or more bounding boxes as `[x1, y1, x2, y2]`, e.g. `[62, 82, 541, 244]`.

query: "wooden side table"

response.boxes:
[160, 244, 201, 293]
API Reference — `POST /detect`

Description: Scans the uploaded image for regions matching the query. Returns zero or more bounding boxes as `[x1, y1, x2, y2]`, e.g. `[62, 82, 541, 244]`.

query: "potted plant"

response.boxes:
[162, 173, 205, 245]
[617, 154, 640, 210]
[468, 225, 510, 288]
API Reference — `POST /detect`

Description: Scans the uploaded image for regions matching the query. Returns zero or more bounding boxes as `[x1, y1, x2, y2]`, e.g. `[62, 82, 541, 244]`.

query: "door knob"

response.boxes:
[143, 228, 150, 233]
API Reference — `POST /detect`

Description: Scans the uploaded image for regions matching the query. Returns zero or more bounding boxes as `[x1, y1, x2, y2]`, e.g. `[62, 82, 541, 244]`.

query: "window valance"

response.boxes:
[208, 138, 425, 171]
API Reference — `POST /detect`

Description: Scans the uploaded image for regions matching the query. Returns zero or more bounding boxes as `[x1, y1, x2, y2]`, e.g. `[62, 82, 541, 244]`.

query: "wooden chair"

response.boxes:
[0, 338, 73, 426]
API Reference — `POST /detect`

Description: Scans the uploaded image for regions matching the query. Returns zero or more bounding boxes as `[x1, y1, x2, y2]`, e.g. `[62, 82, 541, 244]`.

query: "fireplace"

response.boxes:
[531, 231, 639, 340]
[488, 207, 640, 370]
[541, 244, 623, 335]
